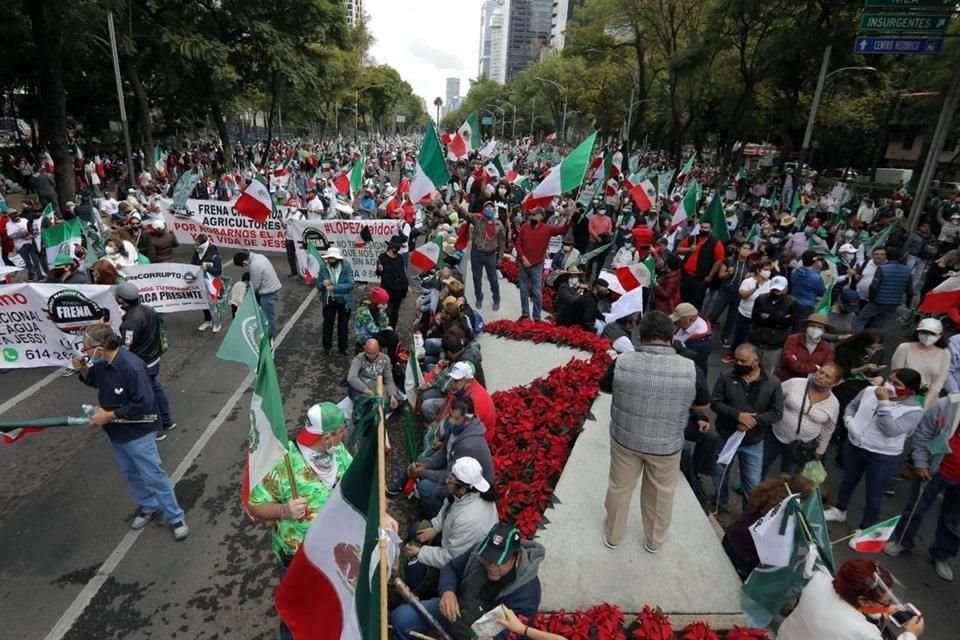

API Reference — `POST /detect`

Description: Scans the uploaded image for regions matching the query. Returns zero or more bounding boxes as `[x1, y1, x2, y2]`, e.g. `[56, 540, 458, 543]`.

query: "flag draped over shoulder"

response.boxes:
[276, 394, 386, 640]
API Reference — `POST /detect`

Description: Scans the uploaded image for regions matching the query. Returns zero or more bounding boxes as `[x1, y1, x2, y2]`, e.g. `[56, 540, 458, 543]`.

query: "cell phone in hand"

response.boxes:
[889, 603, 920, 628]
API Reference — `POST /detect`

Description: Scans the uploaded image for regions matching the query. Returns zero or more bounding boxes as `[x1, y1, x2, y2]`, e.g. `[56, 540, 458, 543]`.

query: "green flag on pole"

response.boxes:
[703, 195, 731, 241]
[216, 288, 266, 373]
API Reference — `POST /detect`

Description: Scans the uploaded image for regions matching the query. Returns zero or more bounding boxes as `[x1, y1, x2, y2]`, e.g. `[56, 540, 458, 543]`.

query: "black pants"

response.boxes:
[322, 301, 351, 353]
[387, 294, 404, 330]
[680, 274, 708, 309]
[284, 239, 299, 276]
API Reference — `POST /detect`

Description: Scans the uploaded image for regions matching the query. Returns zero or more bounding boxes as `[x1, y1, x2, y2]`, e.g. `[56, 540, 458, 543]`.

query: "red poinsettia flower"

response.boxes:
[680, 621, 720, 640]
[724, 627, 770, 640]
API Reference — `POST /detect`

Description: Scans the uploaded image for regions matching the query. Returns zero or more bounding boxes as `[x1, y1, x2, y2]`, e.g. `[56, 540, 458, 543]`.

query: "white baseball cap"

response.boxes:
[770, 276, 789, 291]
[839, 243, 857, 254]
[447, 361, 475, 381]
[451, 457, 490, 493]
[917, 317, 943, 336]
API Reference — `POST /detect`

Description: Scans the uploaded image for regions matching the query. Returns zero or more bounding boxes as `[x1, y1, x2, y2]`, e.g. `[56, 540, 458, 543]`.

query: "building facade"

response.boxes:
[550, 0, 581, 51]
[344, 0, 363, 27]
[483, 0, 552, 84]
[478, 0, 504, 79]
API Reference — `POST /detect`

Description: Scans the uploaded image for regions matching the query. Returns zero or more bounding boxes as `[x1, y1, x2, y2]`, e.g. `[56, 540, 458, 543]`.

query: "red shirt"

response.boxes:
[937, 432, 960, 483]
[682, 235, 726, 277]
[516, 221, 570, 265]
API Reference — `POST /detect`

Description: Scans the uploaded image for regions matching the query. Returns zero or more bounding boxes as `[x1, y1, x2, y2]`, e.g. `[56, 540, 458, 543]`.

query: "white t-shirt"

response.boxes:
[307, 196, 325, 219]
[674, 316, 709, 345]
[855, 260, 880, 301]
[738, 276, 771, 318]
[99, 198, 119, 217]
[5, 219, 30, 250]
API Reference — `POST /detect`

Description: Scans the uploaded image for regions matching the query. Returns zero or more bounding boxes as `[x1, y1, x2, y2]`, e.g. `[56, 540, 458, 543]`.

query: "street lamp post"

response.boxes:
[530, 97, 536, 137]
[356, 84, 386, 140]
[501, 102, 517, 141]
[485, 105, 505, 138]
[535, 77, 568, 143]
[107, 11, 136, 186]
[800, 64, 876, 165]
[479, 109, 496, 138]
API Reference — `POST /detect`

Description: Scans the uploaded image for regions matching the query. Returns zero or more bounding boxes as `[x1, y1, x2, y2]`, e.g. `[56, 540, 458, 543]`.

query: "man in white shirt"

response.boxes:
[671, 302, 712, 372]
[306, 188, 325, 220]
[99, 193, 119, 220]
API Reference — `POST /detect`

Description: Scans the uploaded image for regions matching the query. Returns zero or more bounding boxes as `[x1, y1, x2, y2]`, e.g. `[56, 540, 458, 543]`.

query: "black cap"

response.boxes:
[476, 523, 521, 565]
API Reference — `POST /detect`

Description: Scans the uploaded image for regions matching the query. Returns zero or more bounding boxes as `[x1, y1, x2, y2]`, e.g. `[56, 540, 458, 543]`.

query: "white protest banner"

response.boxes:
[158, 197, 287, 253]
[1, 265, 22, 282]
[0, 283, 121, 369]
[749, 493, 799, 568]
[122, 263, 210, 313]
[287, 218, 402, 283]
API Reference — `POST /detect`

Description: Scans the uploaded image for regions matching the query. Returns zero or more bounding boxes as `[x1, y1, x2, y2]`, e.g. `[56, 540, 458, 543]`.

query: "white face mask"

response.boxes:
[884, 382, 897, 396]
[918, 333, 938, 347]
[105, 246, 117, 255]
[806, 327, 824, 341]
[759, 269, 772, 279]
[377, 303, 388, 313]
[568, 277, 579, 288]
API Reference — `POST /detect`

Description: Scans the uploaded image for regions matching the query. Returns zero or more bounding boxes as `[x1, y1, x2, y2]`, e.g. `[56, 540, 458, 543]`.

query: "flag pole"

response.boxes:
[376, 375, 389, 640]
[284, 454, 299, 500]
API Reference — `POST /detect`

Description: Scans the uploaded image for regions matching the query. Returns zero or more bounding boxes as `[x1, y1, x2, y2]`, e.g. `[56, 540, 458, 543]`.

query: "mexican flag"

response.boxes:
[702, 194, 731, 241]
[749, 494, 799, 568]
[332, 158, 365, 199]
[850, 516, 901, 553]
[404, 337, 423, 409]
[522, 131, 597, 211]
[234, 176, 274, 224]
[2, 427, 43, 444]
[410, 122, 451, 204]
[410, 238, 442, 271]
[276, 398, 385, 640]
[629, 180, 657, 212]
[448, 112, 480, 160]
[484, 157, 506, 181]
[669, 181, 701, 229]
[303, 243, 324, 286]
[241, 336, 290, 510]
[920, 274, 960, 323]
[216, 288, 266, 373]
[615, 260, 653, 292]
[677, 153, 696, 183]
[478, 138, 497, 159]
[41, 217, 84, 266]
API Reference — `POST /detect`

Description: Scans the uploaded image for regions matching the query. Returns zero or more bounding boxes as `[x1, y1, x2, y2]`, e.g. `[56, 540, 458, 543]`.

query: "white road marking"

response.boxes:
[42, 288, 317, 640]
[0, 369, 62, 417]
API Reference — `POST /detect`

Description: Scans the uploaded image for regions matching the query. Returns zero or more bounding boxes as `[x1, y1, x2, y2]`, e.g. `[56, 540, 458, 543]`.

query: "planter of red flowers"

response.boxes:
[499, 257, 557, 312]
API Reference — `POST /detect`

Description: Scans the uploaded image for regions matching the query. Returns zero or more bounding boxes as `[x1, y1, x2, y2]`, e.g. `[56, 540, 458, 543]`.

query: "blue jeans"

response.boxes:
[390, 597, 448, 640]
[18, 244, 43, 280]
[259, 291, 279, 338]
[417, 477, 449, 519]
[892, 474, 960, 562]
[110, 431, 184, 523]
[423, 337, 443, 368]
[277, 556, 294, 640]
[712, 435, 764, 509]
[731, 312, 752, 352]
[518, 261, 544, 320]
[835, 440, 901, 528]
[146, 361, 173, 428]
[854, 302, 897, 333]
[471, 248, 500, 306]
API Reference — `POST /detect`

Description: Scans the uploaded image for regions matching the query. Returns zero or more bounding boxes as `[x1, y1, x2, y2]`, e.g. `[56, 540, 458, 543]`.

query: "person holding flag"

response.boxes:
[464, 200, 506, 311]
[248, 401, 353, 640]
[232, 250, 282, 340]
[515, 206, 571, 322]
[884, 395, 960, 582]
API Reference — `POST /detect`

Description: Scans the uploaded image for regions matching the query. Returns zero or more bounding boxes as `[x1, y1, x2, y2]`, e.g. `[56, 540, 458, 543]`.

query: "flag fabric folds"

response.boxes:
[234, 176, 274, 224]
[41, 218, 84, 266]
[216, 288, 266, 373]
[850, 516, 901, 553]
[522, 132, 597, 211]
[410, 122, 451, 204]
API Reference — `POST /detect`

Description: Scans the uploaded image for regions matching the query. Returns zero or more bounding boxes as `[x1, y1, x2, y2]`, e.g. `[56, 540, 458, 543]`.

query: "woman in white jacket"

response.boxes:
[402, 456, 499, 593]
[825, 369, 924, 535]
[778, 558, 924, 640]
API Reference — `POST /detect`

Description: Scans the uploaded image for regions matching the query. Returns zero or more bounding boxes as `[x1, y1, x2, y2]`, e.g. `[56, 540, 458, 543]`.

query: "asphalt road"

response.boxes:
[0, 246, 955, 639]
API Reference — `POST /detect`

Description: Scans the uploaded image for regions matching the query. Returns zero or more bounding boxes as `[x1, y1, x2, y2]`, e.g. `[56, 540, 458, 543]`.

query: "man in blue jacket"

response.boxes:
[789, 250, 825, 329]
[390, 522, 544, 640]
[317, 245, 355, 354]
[856, 245, 913, 333]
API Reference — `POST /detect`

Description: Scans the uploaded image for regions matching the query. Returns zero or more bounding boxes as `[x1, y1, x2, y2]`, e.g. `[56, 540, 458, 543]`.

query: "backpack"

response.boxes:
[469, 308, 485, 335]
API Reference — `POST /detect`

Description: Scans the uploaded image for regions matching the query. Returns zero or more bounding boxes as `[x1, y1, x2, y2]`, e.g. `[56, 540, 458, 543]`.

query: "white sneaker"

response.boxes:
[197, 321, 212, 331]
[848, 530, 861, 551]
[884, 541, 905, 557]
[131, 509, 159, 530]
[824, 507, 847, 523]
[212, 323, 221, 333]
[935, 559, 954, 581]
[172, 520, 190, 541]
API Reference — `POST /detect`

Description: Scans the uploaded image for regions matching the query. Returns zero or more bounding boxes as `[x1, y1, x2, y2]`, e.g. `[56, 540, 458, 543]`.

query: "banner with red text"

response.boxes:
[122, 263, 210, 313]
[158, 198, 287, 253]
[286, 218, 403, 283]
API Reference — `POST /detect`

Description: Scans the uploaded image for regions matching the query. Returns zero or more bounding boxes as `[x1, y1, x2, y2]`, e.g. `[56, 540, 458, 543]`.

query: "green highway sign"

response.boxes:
[864, 0, 953, 7]
[861, 13, 951, 32]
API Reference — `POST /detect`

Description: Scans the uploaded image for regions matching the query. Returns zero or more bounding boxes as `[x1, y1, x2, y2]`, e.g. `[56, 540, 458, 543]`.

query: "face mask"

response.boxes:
[498, 188, 507, 196]
[568, 277, 579, 287]
[806, 327, 824, 341]
[482, 208, 496, 219]
[105, 246, 117, 255]
[733, 363, 754, 376]
[89, 347, 106, 366]
[759, 269, 772, 279]
[918, 334, 938, 347]
[809, 375, 832, 393]
[531, 219, 541, 228]
[859, 602, 893, 616]
[327, 260, 340, 267]
[377, 303, 388, 312]
[563, 245, 572, 252]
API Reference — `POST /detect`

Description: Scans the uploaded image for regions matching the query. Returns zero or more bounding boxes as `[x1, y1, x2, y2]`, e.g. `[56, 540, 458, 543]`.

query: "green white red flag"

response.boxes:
[410, 237, 442, 271]
[234, 176, 274, 224]
[850, 516, 901, 553]
[522, 131, 597, 211]
[410, 122, 451, 204]
[447, 112, 480, 160]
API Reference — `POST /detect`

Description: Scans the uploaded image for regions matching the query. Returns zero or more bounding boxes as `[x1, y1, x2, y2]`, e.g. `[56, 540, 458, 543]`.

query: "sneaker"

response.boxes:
[602, 533, 618, 549]
[212, 323, 221, 333]
[848, 530, 861, 551]
[518, 315, 529, 322]
[197, 321, 212, 331]
[155, 431, 167, 441]
[131, 509, 159, 530]
[884, 541, 905, 557]
[385, 482, 403, 498]
[824, 507, 847, 523]
[475, 298, 483, 310]
[493, 301, 500, 311]
[60, 367, 76, 377]
[644, 541, 660, 554]
[720, 338, 731, 348]
[721, 355, 735, 364]
[934, 559, 954, 581]
[163, 422, 177, 432]
[883, 486, 896, 496]
[172, 520, 190, 541]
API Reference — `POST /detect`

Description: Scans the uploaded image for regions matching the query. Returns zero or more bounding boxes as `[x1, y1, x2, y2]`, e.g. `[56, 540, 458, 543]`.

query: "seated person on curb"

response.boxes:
[389, 398, 495, 518]
[390, 522, 544, 640]
[421, 362, 496, 443]
[419, 332, 487, 407]
[346, 338, 400, 409]
[670, 302, 712, 374]
[401, 456, 500, 596]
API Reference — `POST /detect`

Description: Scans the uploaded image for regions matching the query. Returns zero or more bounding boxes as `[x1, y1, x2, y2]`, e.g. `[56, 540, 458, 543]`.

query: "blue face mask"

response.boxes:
[482, 208, 496, 219]
[88, 347, 105, 366]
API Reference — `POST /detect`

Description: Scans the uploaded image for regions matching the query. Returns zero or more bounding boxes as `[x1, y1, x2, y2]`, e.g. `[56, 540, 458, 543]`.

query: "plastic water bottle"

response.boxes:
[413, 331, 425, 359]
[82, 404, 97, 418]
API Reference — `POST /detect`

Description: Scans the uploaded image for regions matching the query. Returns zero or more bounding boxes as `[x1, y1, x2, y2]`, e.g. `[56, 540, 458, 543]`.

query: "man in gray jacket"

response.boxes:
[233, 250, 282, 339]
[599, 311, 707, 553]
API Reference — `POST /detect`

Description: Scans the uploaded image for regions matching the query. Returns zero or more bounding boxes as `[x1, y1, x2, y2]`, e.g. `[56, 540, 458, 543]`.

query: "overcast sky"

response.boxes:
[365, 0, 484, 116]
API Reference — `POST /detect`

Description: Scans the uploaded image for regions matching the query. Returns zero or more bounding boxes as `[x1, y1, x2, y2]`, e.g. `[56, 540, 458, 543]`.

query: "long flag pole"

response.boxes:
[376, 375, 389, 640]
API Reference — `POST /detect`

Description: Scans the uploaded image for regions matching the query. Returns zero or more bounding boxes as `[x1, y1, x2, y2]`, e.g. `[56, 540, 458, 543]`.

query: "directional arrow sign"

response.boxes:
[864, 0, 953, 7]
[854, 36, 944, 55]
[861, 13, 950, 32]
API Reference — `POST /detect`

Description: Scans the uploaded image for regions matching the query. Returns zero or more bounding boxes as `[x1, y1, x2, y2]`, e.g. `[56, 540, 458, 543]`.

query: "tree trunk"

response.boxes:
[24, 0, 73, 206]
[263, 72, 279, 165]
[210, 99, 233, 170]
[125, 59, 154, 172]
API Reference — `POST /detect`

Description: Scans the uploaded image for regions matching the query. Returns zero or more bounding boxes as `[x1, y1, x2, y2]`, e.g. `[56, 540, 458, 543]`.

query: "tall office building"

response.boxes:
[502, 0, 553, 82]
[488, 5, 507, 83]
[344, 0, 363, 27]
[445, 78, 461, 107]
[550, 0, 581, 51]
[478, 0, 504, 78]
